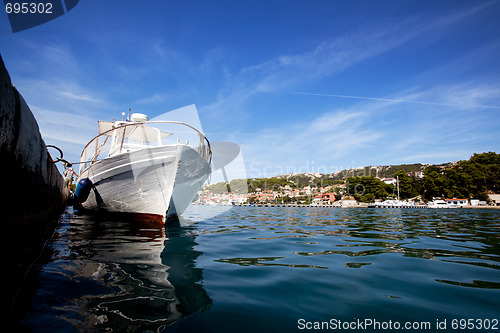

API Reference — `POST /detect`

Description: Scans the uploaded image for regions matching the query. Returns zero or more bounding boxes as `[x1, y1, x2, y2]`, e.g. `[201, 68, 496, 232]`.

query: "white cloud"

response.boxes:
[236, 77, 500, 177]
[238, 108, 382, 177]
[29, 106, 97, 164]
[202, 2, 493, 128]
[57, 90, 104, 103]
[132, 93, 168, 105]
[292, 90, 500, 110]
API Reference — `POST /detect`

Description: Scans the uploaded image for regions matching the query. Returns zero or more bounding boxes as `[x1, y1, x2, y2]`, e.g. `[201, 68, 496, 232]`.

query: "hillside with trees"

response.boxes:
[203, 152, 499, 203]
[341, 152, 499, 202]
[422, 152, 499, 201]
[330, 163, 427, 180]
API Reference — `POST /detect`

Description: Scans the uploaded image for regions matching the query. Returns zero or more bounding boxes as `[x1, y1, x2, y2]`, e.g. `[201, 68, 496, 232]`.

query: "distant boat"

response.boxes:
[372, 199, 404, 208]
[74, 112, 211, 223]
[370, 199, 422, 208]
[427, 199, 449, 209]
[369, 176, 408, 208]
[427, 198, 468, 209]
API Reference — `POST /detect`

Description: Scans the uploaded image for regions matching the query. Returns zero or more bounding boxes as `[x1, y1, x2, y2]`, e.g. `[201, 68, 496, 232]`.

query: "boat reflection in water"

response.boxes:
[23, 211, 212, 332]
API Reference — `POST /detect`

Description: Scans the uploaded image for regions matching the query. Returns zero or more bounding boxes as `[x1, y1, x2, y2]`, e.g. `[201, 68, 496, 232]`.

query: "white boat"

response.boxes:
[74, 112, 212, 223]
[373, 199, 405, 207]
[427, 199, 449, 208]
[427, 198, 468, 208]
[369, 176, 421, 208]
[370, 199, 427, 208]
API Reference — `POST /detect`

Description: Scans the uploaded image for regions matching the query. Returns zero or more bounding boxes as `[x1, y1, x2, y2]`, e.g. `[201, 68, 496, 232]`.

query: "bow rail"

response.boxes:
[79, 121, 211, 175]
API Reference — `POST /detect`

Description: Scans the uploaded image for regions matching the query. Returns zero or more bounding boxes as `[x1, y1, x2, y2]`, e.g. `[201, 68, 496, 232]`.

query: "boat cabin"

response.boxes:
[97, 114, 173, 157]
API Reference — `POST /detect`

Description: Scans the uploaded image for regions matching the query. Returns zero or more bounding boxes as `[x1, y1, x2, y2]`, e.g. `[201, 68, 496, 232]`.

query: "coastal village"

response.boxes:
[197, 155, 500, 208]
[198, 180, 348, 206]
[197, 183, 499, 208]
[197, 175, 500, 208]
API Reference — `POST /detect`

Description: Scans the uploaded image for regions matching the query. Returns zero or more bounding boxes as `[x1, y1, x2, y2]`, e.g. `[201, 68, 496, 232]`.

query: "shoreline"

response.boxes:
[197, 203, 500, 209]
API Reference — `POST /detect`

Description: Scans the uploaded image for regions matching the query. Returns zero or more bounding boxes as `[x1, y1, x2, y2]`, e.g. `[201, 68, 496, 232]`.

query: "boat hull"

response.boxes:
[77, 144, 210, 222]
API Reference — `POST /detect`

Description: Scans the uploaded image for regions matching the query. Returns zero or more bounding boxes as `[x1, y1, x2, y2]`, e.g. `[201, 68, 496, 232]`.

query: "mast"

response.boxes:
[397, 175, 400, 201]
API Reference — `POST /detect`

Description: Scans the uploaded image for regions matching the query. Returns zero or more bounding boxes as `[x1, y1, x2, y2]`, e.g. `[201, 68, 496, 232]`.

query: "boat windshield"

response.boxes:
[97, 121, 172, 143]
[79, 121, 211, 174]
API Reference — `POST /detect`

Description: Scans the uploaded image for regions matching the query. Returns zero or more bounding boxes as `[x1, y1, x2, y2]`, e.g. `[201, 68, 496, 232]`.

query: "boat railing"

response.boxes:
[79, 121, 211, 175]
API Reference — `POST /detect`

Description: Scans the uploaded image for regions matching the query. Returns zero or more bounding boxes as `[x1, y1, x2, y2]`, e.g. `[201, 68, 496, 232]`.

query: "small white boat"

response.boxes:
[373, 199, 403, 207]
[371, 199, 408, 207]
[427, 199, 449, 208]
[369, 177, 419, 208]
[427, 198, 468, 208]
[74, 111, 211, 223]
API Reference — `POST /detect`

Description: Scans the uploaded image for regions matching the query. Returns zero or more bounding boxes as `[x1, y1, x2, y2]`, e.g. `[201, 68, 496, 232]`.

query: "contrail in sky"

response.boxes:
[292, 92, 500, 109]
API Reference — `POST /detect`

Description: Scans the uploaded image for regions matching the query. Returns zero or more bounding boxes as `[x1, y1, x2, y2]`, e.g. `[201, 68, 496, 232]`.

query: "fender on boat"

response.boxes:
[74, 178, 93, 203]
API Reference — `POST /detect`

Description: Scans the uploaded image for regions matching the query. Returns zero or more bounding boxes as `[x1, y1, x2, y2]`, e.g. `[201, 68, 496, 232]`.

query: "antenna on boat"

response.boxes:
[121, 112, 125, 121]
[127, 108, 131, 122]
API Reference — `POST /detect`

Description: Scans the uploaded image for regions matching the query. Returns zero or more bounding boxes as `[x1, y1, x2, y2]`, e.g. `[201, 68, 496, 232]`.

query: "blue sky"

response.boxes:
[1, 0, 499, 179]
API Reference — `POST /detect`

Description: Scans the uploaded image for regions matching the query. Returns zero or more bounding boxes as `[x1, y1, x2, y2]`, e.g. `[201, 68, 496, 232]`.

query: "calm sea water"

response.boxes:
[20, 206, 500, 332]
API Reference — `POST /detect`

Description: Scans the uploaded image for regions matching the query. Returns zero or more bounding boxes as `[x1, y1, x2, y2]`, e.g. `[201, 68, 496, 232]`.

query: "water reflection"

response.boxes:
[215, 256, 328, 269]
[22, 206, 500, 332]
[208, 207, 500, 290]
[24, 210, 211, 332]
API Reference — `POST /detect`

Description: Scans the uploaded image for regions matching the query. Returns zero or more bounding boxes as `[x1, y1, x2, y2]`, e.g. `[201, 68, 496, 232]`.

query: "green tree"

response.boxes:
[282, 195, 293, 203]
[393, 170, 418, 199]
[229, 179, 248, 194]
[247, 196, 256, 204]
[420, 152, 500, 201]
[247, 177, 293, 192]
[346, 176, 391, 201]
[359, 193, 375, 203]
[204, 181, 229, 194]
[422, 166, 449, 200]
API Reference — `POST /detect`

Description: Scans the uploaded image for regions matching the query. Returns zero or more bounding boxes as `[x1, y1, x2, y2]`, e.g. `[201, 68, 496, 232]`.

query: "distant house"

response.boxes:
[470, 199, 487, 206]
[335, 196, 357, 206]
[407, 171, 424, 178]
[414, 171, 424, 178]
[312, 193, 336, 205]
[322, 192, 336, 203]
[303, 186, 312, 195]
[380, 177, 396, 185]
[257, 192, 277, 202]
[445, 198, 468, 208]
[332, 184, 346, 194]
[312, 194, 322, 204]
[488, 194, 500, 206]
